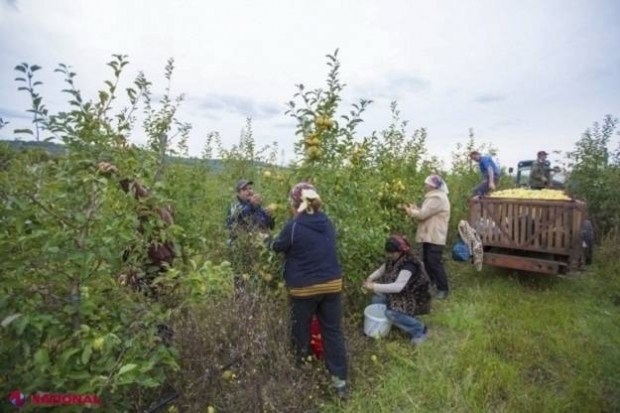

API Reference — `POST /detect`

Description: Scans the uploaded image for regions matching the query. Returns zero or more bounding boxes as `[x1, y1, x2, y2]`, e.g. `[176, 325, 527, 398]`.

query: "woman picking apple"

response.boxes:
[268, 182, 349, 400]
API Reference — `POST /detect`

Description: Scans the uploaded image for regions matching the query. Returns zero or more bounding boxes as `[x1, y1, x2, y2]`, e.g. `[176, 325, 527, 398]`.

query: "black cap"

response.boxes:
[236, 179, 253, 192]
[537, 151, 549, 157]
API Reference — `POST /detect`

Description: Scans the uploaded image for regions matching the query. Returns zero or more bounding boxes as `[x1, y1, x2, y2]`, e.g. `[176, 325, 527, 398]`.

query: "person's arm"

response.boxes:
[366, 264, 386, 282]
[159, 206, 174, 226]
[97, 162, 150, 199]
[409, 197, 441, 221]
[487, 166, 495, 183]
[258, 207, 276, 230]
[371, 269, 412, 294]
[271, 221, 294, 253]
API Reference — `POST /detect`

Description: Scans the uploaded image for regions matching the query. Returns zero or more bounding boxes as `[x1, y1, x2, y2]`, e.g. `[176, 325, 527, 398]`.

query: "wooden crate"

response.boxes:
[468, 197, 587, 273]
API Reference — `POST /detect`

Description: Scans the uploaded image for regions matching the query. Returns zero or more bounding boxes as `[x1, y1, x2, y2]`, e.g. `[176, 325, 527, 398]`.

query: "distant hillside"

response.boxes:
[0, 139, 259, 171]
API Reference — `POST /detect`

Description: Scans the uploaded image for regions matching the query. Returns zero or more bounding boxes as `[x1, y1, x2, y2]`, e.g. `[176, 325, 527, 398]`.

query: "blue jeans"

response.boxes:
[371, 295, 426, 339]
[474, 176, 500, 197]
[385, 309, 426, 339]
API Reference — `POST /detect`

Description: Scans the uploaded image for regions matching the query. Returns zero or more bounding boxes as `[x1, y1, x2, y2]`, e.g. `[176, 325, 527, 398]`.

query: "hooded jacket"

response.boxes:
[271, 211, 342, 289]
[411, 189, 450, 245]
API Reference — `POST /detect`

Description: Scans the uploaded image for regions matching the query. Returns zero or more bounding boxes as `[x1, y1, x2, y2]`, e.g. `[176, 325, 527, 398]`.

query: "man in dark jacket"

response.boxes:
[226, 179, 276, 293]
[226, 179, 275, 241]
[530, 151, 552, 189]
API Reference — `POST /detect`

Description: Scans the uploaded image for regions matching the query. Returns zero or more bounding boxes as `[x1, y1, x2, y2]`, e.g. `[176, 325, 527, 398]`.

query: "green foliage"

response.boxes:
[0, 55, 187, 411]
[1, 50, 619, 412]
[566, 115, 620, 237]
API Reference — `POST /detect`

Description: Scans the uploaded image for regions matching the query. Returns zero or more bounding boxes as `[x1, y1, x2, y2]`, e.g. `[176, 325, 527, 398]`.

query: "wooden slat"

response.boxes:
[533, 205, 540, 249]
[490, 203, 496, 244]
[554, 206, 562, 249]
[484, 252, 563, 275]
[563, 207, 570, 249]
[492, 203, 499, 244]
[541, 206, 549, 250]
[497, 204, 504, 243]
[519, 205, 530, 246]
[562, 206, 568, 248]
[516, 204, 521, 246]
[507, 202, 518, 243]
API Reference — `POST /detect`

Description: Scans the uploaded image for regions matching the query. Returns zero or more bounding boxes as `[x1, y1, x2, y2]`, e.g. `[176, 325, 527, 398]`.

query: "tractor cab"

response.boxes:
[508, 159, 565, 188]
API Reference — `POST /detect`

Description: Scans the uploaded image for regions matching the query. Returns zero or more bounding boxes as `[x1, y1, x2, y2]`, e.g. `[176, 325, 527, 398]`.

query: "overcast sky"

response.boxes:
[1, 0, 619, 170]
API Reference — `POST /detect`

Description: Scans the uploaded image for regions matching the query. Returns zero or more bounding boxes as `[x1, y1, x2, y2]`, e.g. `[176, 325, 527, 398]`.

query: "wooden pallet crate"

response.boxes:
[468, 197, 587, 274]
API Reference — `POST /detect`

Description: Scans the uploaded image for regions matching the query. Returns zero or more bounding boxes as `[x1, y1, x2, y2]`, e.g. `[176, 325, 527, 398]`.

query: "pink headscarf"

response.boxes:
[424, 174, 449, 194]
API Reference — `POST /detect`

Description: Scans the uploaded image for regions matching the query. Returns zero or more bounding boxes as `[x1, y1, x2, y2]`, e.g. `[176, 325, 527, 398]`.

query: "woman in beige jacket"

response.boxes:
[404, 175, 451, 299]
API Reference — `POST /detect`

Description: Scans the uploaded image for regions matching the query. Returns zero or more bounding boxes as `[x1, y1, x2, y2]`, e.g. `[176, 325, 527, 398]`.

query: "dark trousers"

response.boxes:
[474, 176, 500, 196]
[423, 243, 449, 292]
[290, 293, 348, 380]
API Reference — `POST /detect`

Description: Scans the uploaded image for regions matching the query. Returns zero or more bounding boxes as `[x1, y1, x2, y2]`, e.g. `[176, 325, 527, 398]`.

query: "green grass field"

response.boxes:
[321, 244, 620, 413]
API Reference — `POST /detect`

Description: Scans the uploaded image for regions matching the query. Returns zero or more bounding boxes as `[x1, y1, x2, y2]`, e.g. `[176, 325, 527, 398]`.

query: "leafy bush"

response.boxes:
[565, 115, 620, 238]
[1, 50, 618, 412]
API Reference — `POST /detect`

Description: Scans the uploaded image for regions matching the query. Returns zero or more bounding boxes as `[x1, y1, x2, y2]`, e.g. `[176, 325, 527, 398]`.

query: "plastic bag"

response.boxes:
[452, 239, 472, 262]
[310, 315, 323, 359]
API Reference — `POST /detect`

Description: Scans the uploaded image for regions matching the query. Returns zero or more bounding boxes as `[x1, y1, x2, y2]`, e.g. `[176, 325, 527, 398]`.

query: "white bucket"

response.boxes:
[363, 304, 392, 338]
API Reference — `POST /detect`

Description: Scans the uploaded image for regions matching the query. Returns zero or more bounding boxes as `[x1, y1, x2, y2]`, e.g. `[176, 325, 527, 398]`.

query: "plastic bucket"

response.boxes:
[363, 304, 392, 338]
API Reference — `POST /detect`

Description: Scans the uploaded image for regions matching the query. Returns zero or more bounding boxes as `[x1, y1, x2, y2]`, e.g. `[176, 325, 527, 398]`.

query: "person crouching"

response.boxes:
[363, 235, 432, 345]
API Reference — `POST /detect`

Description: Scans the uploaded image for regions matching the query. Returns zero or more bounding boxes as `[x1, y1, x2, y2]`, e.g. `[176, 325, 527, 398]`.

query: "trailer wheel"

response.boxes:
[582, 219, 594, 265]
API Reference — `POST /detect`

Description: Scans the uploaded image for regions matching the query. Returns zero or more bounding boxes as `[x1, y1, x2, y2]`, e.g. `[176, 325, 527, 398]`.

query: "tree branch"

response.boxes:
[26, 193, 77, 229]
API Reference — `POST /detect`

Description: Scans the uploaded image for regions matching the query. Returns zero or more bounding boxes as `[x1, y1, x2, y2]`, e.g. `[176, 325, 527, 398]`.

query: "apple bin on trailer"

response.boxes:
[468, 193, 594, 275]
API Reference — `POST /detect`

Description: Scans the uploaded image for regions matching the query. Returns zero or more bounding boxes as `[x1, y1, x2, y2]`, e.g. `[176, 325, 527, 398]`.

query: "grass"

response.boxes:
[321, 243, 620, 413]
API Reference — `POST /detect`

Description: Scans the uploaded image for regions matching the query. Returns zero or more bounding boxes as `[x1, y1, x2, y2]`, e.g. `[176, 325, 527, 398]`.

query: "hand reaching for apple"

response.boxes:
[97, 161, 118, 176]
[402, 203, 419, 217]
[250, 193, 262, 207]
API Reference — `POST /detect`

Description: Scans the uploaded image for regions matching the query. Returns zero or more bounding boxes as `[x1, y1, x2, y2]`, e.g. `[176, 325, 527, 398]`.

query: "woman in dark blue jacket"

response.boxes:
[270, 182, 348, 400]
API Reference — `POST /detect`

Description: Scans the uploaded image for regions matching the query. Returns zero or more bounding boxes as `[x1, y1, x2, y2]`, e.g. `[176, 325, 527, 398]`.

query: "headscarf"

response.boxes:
[289, 182, 321, 214]
[424, 174, 449, 194]
[384, 234, 411, 253]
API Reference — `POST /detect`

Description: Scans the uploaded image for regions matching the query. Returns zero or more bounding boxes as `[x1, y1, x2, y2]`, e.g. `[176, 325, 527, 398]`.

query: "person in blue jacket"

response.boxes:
[226, 179, 275, 242]
[269, 181, 349, 400]
[470, 151, 501, 196]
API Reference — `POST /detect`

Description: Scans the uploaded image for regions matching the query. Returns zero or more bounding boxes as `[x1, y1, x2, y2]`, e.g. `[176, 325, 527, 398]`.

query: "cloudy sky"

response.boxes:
[1, 0, 619, 170]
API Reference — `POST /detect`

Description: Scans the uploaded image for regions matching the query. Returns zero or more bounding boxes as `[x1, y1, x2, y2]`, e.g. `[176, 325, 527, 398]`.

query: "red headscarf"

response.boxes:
[385, 234, 411, 253]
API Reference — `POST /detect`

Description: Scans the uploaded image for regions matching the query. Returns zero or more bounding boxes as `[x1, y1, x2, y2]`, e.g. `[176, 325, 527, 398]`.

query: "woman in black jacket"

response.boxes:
[270, 182, 348, 400]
